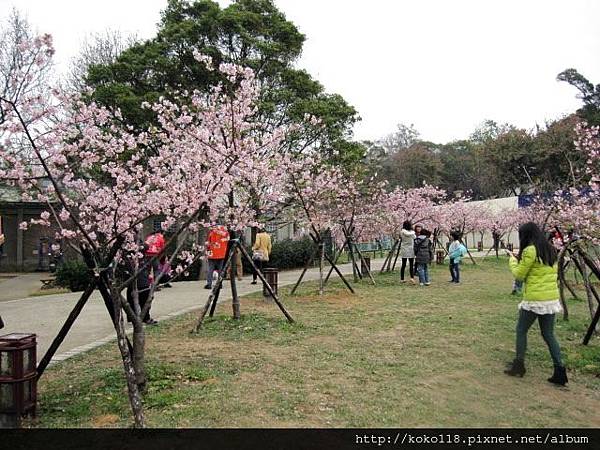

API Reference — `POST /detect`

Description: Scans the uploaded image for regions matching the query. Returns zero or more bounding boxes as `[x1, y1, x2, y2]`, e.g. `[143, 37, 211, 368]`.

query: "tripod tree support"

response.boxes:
[194, 239, 294, 332]
[381, 239, 399, 273]
[36, 279, 97, 379]
[557, 240, 600, 345]
[194, 243, 237, 332]
[290, 242, 320, 295]
[291, 232, 355, 296]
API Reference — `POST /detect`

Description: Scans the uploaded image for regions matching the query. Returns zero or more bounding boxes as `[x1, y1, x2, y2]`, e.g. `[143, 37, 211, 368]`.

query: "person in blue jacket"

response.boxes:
[448, 231, 467, 283]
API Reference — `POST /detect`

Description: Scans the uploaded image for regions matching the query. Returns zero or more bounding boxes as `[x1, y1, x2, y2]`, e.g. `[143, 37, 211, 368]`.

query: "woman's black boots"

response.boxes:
[504, 359, 526, 377]
[548, 366, 568, 386]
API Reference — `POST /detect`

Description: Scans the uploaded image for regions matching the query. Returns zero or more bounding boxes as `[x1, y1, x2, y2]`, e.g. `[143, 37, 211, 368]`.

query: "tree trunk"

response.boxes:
[230, 240, 241, 319]
[319, 241, 325, 295]
[557, 246, 569, 321]
[131, 319, 146, 392]
[110, 288, 145, 427]
[578, 254, 599, 334]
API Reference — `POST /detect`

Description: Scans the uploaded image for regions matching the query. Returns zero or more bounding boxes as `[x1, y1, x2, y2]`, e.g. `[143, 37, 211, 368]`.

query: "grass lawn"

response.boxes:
[30, 259, 600, 428]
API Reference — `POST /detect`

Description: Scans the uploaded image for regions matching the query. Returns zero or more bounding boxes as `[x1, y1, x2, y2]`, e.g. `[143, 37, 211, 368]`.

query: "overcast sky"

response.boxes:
[1, 0, 599, 143]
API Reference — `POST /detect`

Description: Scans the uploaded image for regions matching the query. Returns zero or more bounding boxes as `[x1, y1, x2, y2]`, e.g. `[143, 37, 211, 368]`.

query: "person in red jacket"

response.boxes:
[205, 225, 230, 289]
[144, 228, 166, 279]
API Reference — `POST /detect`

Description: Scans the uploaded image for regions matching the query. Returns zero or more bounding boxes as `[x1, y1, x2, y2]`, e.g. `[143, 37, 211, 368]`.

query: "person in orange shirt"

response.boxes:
[204, 225, 230, 289]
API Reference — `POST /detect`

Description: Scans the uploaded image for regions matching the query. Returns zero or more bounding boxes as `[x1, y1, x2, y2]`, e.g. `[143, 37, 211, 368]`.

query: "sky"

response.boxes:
[1, 0, 599, 144]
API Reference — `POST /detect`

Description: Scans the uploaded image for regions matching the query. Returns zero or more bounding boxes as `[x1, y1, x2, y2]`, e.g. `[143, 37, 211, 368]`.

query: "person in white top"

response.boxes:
[399, 221, 416, 283]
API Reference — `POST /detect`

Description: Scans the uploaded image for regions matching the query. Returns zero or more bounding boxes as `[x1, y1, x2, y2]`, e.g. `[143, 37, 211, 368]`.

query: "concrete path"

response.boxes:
[0, 259, 386, 365]
[0, 272, 53, 302]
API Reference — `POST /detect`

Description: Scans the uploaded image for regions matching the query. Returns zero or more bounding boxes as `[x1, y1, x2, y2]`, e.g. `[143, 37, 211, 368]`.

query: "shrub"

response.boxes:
[55, 260, 93, 292]
[267, 236, 317, 270]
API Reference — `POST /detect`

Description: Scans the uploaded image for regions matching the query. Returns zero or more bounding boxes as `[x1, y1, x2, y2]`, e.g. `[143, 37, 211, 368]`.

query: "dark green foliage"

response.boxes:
[269, 236, 316, 270]
[83, 0, 362, 171]
[557, 68, 600, 126]
[370, 113, 587, 198]
[250, 236, 316, 271]
[55, 260, 93, 292]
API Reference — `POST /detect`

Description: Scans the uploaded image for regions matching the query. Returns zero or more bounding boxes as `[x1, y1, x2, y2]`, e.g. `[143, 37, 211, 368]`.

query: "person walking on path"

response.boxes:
[251, 227, 272, 284]
[144, 228, 166, 279]
[414, 229, 434, 286]
[504, 222, 567, 386]
[399, 220, 416, 284]
[448, 231, 467, 283]
[204, 225, 230, 289]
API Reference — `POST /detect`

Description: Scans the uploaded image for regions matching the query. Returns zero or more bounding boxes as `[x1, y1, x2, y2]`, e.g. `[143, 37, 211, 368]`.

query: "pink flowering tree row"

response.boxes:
[0, 34, 304, 426]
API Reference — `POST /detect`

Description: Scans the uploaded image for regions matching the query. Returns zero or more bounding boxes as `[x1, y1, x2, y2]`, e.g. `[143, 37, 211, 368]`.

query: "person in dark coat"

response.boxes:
[414, 229, 434, 286]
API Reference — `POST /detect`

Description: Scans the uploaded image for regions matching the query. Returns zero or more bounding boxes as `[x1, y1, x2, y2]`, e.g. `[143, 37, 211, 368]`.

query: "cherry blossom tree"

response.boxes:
[0, 33, 299, 426]
[485, 208, 518, 257]
[377, 185, 446, 271]
[280, 152, 358, 294]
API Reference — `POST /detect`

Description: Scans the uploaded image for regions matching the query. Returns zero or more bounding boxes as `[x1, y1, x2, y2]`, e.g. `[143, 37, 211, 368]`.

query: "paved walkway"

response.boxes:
[0, 272, 53, 302]
[0, 259, 386, 365]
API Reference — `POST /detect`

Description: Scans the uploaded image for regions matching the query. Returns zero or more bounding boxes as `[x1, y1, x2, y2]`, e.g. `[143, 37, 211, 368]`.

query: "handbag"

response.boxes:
[0, 234, 5, 246]
[252, 250, 266, 261]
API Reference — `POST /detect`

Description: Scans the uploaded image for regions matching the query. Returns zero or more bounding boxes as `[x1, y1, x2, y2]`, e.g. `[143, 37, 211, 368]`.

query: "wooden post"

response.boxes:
[194, 247, 235, 331]
[237, 243, 294, 323]
[36, 280, 97, 379]
[343, 226, 362, 282]
[460, 239, 477, 265]
[391, 240, 402, 271]
[229, 231, 240, 320]
[319, 241, 325, 295]
[353, 242, 376, 285]
[290, 243, 319, 295]
[380, 240, 397, 273]
[324, 241, 348, 285]
[323, 251, 355, 294]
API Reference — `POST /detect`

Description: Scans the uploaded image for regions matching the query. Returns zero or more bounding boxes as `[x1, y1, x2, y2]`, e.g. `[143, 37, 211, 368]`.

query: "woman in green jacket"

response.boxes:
[505, 222, 567, 386]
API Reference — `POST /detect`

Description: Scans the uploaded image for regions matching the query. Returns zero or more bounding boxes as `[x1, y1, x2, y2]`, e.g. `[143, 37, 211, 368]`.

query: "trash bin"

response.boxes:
[262, 268, 278, 297]
[360, 257, 371, 277]
[0, 333, 37, 428]
[436, 250, 446, 265]
[477, 241, 483, 252]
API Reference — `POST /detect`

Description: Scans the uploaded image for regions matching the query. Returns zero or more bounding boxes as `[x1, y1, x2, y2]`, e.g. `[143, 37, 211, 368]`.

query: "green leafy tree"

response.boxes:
[85, 0, 361, 167]
[483, 128, 535, 195]
[380, 141, 441, 189]
[557, 68, 600, 126]
[438, 140, 501, 199]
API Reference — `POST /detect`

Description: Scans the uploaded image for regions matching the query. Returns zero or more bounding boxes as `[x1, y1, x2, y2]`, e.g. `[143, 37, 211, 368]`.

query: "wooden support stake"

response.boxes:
[194, 248, 235, 331]
[290, 243, 319, 295]
[237, 243, 294, 323]
[391, 240, 402, 271]
[322, 251, 355, 294]
[354, 243, 375, 285]
[381, 240, 397, 273]
[37, 280, 97, 379]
